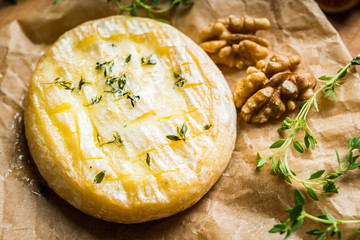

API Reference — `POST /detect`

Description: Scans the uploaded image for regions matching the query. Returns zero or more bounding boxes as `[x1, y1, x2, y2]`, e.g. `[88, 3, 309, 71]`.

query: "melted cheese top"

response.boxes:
[25, 16, 236, 223]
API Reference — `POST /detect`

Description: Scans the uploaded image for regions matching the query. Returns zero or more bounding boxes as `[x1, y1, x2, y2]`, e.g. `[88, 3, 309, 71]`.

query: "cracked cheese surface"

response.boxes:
[24, 16, 236, 223]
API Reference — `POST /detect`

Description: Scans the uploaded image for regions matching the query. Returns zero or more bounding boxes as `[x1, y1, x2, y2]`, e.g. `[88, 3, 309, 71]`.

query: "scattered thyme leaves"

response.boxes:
[166, 122, 188, 143]
[173, 71, 186, 88]
[96, 60, 114, 77]
[107, 0, 193, 24]
[85, 95, 102, 106]
[141, 54, 157, 65]
[104, 73, 127, 94]
[93, 170, 106, 185]
[203, 124, 212, 130]
[103, 74, 140, 107]
[269, 189, 360, 240]
[78, 76, 88, 92]
[124, 91, 140, 107]
[257, 54, 360, 200]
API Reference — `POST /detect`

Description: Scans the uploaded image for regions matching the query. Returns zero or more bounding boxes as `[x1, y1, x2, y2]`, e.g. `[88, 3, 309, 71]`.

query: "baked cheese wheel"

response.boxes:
[24, 16, 236, 223]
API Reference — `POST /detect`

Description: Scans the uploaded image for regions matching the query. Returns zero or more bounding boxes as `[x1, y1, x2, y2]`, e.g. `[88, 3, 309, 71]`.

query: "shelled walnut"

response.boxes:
[233, 54, 316, 123]
[199, 16, 270, 69]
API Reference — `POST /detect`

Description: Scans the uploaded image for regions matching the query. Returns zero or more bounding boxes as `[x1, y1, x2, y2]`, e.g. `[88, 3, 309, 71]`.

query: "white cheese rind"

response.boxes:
[24, 16, 236, 223]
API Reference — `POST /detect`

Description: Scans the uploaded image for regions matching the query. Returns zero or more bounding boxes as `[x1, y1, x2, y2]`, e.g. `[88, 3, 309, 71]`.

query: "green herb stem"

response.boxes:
[257, 55, 360, 200]
[304, 213, 360, 226]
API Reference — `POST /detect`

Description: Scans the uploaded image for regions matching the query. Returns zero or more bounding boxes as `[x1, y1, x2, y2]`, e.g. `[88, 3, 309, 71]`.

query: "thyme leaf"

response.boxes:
[203, 124, 212, 130]
[125, 54, 132, 63]
[146, 153, 151, 169]
[93, 170, 105, 185]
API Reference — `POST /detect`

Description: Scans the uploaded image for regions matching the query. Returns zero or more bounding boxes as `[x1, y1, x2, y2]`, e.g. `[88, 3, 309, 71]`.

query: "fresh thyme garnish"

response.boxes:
[107, 0, 193, 24]
[78, 76, 88, 91]
[106, 132, 123, 145]
[103, 74, 140, 107]
[125, 54, 132, 63]
[141, 54, 157, 65]
[173, 72, 186, 88]
[166, 122, 188, 143]
[146, 153, 151, 169]
[104, 73, 127, 94]
[93, 170, 106, 185]
[124, 91, 140, 107]
[269, 189, 360, 240]
[257, 54, 360, 200]
[46, 77, 74, 91]
[96, 60, 114, 77]
[85, 95, 102, 106]
[203, 124, 212, 130]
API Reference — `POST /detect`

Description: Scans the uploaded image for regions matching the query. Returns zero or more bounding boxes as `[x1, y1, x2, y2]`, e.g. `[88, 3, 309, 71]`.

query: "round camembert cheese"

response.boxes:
[24, 16, 236, 223]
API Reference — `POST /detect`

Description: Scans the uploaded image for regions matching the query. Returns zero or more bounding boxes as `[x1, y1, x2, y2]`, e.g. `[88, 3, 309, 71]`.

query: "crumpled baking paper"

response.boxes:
[0, 0, 359, 239]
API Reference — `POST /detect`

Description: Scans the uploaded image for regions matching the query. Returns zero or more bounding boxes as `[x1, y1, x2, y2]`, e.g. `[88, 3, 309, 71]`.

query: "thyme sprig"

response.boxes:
[270, 189, 360, 240]
[124, 91, 140, 107]
[78, 76, 88, 91]
[166, 122, 188, 143]
[46, 77, 74, 91]
[141, 54, 157, 65]
[97, 132, 123, 146]
[108, 0, 193, 24]
[85, 95, 102, 106]
[103, 73, 140, 107]
[96, 60, 114, 77]
[173, 71, 186, 88]
[257, 55, 360, 200]
[104, 73, 127, 94]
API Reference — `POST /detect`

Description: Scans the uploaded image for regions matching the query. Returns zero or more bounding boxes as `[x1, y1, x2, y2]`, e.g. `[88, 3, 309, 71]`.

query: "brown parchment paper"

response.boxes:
[1, 0, 360, 239]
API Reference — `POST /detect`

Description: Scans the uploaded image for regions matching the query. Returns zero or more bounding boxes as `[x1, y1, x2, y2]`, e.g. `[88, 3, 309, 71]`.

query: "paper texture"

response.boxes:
[0, 0, 359, 239]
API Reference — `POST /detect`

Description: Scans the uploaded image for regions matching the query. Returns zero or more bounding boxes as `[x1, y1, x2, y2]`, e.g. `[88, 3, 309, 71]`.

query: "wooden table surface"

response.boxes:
[0, 0, 359, 61]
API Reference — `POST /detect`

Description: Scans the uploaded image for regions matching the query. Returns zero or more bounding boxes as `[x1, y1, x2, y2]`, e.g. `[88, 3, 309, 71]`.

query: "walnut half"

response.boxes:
[233, 54, 316, 123]
[199, 16, 270, 69]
